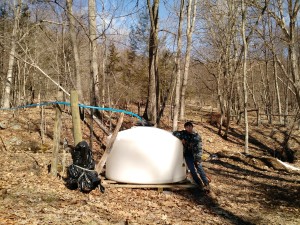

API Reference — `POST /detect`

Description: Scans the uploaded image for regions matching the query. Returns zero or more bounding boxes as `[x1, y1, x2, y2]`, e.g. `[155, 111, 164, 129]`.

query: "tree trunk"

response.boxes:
[2, 0, 22, 108]
[236, 80, 243, 124]
[273, 57, 283, 124]
[284, 76, 289, 126]
[40, 106, 45, 144]
[51, 104, 62, 177]
[88, 0, 100, 105]
[70, 90, 82, 146]
[101, 39, 107, 106]
[66, 0, 83, 101]
[179, 0, 197, 120]
[289, 6, 300, 111]
[266, 13, 283, 125]
[266, 63, 273, 124]
[172, 0, 184, 131]
[216, 60, 225, 135]
[249, 68, 261, 125]
[144, 0, 160, 125]
[242, 0, 249, 154]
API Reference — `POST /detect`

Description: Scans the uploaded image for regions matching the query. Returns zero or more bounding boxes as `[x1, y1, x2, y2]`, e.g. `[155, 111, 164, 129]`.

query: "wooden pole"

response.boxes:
[51, 104, 62, 176]
[70, 90, 82, 146]
[95, 113, 124, 174]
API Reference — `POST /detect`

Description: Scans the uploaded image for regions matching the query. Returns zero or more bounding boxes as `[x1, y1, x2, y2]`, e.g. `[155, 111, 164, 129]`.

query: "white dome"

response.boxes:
[105, 126, 186, 184]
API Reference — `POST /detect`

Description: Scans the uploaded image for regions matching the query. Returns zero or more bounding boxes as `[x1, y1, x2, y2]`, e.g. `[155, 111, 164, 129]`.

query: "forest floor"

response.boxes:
[0, 106, 300, 225]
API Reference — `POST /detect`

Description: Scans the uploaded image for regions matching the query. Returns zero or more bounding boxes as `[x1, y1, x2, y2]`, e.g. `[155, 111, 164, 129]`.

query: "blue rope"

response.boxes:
[0, 101, 142, 121]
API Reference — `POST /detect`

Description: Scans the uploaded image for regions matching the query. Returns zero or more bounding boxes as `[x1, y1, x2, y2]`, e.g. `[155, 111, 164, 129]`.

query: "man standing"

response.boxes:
[173, 121, 210, 190]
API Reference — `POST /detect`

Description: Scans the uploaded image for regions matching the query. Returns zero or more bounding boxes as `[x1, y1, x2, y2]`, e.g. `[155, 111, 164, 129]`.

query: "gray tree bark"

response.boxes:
[51, 104, 62, 177]
[172, 0, 185, 131]
[144, 0, 160, 125]
[66, 0, 83, 101]
[2, 0, 22, 108]
[179, 0, 197, 120]
[88, 0, 100, 105]
[242, 0, 249, 154]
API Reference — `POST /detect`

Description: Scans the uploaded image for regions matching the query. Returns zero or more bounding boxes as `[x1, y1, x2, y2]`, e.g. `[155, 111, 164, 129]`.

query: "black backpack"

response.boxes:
[66, 141, 104, 193]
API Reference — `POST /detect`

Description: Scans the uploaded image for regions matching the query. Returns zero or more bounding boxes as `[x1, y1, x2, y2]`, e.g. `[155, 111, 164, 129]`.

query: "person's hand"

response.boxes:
[194, 161, 201, 166]
[182, 139, 186, 145]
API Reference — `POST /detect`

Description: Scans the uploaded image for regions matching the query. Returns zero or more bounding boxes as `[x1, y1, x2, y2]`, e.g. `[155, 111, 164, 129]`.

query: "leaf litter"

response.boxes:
[0, 108, 300, 225]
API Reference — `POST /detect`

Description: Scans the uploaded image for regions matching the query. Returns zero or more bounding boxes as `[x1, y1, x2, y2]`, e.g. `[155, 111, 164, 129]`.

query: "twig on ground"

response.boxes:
[0, 136, 8, 151]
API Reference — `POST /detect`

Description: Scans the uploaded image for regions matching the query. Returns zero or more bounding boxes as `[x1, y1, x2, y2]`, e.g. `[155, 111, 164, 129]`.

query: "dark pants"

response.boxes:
[185, 153, 209, 186]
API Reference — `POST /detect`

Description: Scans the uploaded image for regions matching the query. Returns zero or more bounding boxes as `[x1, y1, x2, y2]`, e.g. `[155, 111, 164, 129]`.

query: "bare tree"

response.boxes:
[172, 0, 185, 131]
[88, 0, 100, 105]
[241, 0, 249, 154]
[179, 0, 197, 120]
[253, 0, 300, 113]
[195, 0, 235, 136]
[66, 0, 83, 100]
[268, 15, 283, 124]
[2, 0, 22, 108]
[144, 0, 160, 124]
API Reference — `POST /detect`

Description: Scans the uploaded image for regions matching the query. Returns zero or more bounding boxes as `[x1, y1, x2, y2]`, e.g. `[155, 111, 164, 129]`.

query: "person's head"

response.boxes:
[184, 121, 193, 133]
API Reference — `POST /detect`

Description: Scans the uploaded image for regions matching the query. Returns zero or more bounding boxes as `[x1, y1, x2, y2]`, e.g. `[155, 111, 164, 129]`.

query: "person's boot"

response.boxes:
[203, 183, 210, 194]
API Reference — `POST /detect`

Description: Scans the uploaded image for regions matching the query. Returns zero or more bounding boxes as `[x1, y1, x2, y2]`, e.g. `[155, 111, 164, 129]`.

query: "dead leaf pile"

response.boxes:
[0, 108, 300, 225]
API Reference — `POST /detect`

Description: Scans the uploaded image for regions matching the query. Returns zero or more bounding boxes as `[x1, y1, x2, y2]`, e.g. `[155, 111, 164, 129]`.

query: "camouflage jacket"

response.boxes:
[173, 130, 202, 162]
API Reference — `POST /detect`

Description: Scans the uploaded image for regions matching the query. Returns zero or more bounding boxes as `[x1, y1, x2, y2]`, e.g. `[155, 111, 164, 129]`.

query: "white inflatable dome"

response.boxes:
[105, 126, 186, 184]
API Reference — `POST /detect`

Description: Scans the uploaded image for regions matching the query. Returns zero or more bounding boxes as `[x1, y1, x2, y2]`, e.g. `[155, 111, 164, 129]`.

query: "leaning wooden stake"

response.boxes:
[70, 90, 82, 146]
[51, 104, 62, 176]
[95, 113, 124, 174]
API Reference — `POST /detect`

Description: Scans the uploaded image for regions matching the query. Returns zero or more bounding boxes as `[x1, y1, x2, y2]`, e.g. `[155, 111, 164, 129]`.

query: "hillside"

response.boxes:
[0, 107, 300, 225]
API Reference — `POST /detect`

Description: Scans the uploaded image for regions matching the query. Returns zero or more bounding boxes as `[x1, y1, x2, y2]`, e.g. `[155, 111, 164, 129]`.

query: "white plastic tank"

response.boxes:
[105, 126, 186, 184]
